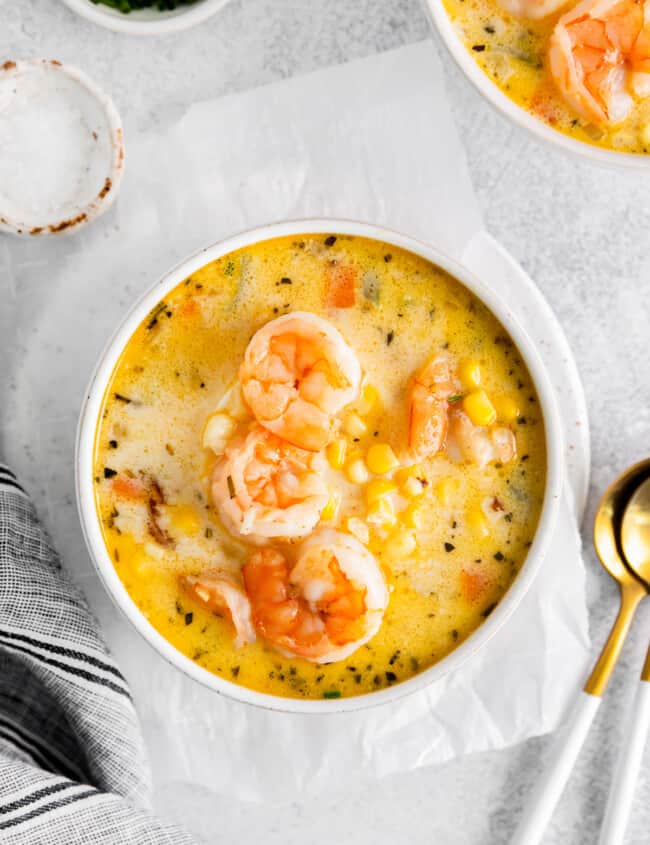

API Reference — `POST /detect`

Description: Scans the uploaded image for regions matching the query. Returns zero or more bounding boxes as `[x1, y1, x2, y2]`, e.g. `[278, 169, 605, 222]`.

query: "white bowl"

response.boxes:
[60, 0, 230, 35]
[0, 59, 124, 237]
[76, 218, 564, 714]
[424, 0, 650, 169]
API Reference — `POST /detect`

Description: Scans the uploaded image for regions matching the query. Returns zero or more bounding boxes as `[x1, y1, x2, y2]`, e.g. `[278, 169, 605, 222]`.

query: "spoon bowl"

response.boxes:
[621, 475, 650, 590]
[594, 458, 650, 589]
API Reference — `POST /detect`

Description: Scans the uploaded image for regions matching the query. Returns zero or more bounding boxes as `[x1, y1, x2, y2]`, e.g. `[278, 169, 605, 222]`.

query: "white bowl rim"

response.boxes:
[424, 0, 650, 170]
[60, 0, 229, 35]
[0, 58, 124, 237]
[76, 217, 564, 714]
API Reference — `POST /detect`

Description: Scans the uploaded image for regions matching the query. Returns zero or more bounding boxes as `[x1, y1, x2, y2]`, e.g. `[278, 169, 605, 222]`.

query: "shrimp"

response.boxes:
[497, 0, 569, 20]
[180, 571, 256, 648]
[242, 528, 389, 663]
[549, 0, 650, 125]
[212, 424, 329, 541]
[446, 409, 517, 468]
[407, 355, 455, 461]
[239, 312, 362, 452]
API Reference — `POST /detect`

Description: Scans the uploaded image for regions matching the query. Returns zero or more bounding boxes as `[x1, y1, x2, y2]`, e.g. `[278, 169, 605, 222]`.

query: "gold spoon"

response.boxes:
[512, 460, 650, 845]
[598, 475, 650, 845]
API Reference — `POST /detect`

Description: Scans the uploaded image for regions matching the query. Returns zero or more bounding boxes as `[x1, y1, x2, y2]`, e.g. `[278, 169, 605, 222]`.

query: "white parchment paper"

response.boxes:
[0, 42, 590, 803]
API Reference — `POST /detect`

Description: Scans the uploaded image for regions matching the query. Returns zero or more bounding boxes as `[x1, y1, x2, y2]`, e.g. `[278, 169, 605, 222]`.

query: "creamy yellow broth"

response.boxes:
[443, 0, 650, 154]
[93, 234, 546, 700]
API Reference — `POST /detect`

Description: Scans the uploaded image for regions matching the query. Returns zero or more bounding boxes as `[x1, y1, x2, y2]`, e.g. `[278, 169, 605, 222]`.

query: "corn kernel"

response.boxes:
[169, 505, 201, 536]
[366, 478, 398, 505]
[385, 529, 417, 559]
[463, 389, 497, 427]
[395, 464, 425, 485]
[366, 443, 400, 475]
[401, 475, 425, 498]
[466, 507, 490, 538]
[202, 412, 236, 455]
[459, 359, 482, 390]
[435, 477, 459, 506]
[402, 502, 424, 530]
[344, 412, 368, 438]
[346, 516, 370, 545]
[326, 438, 347, 470]
[358, 383, 379, 415]
[366, 496, 396, 526]
[345, 458, 369, 485]
[493, 394, 521, 423]
[321, 491, 341, 522]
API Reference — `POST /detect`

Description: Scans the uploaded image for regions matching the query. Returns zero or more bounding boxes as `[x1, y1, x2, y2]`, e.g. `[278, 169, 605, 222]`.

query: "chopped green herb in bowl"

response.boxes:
[61, 0, 228, 35]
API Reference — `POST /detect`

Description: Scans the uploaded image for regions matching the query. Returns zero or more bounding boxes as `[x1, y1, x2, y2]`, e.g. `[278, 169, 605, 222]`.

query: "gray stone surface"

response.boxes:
[1, 0, 649, 843]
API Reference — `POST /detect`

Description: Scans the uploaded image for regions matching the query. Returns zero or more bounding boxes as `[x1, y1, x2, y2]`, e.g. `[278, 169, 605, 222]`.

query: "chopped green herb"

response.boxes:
[184, 612, 193, 626]
[385, 671, 397, 683]
[103, 468, 117, 479]
[224, 260, 235, 276]
[146, 302, 168, 330]
[362, 271, 380, 304]
[324, 236, 337, 246]
[444, 542, 455, 552]
[323, 690, 341, 699]
[494, 551, 505, 561]
[109, 439, 118, 449]
[386, 330, 395, 346]
[448, 394, 464, 403]
[472, 44, 486, 52]
[280, 277, 292, 285]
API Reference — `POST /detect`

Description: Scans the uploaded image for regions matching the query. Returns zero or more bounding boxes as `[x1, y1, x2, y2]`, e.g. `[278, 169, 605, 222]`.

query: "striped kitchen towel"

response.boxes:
[0, 463, 198, 844]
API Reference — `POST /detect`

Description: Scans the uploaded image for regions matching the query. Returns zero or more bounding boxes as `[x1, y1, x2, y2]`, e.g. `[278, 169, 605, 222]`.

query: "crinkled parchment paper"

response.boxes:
[0, 42, 589, 803]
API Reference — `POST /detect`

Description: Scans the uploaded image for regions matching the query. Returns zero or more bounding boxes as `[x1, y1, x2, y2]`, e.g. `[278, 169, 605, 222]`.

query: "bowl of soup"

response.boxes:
[425, 0, 650, 166]
[76, 219, 563, 713]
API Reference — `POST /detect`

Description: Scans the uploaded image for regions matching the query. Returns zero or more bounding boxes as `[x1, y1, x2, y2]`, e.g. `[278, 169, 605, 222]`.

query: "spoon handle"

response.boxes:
[511, 580, 645, 845]
[599, 648, 650, 845]
[510, 690, 600, 845]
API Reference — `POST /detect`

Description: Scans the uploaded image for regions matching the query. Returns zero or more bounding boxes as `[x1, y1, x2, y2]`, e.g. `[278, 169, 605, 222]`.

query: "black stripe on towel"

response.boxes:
[0, 719, 86, 782]
[0, 640, 131, 700]
[0, 630, 127, 684]
[0, 476, 26, 495]
[0, 787, 97, 830]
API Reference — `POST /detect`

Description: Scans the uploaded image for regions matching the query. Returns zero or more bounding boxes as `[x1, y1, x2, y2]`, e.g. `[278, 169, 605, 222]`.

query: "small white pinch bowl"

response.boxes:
[0, 59, 124, 237]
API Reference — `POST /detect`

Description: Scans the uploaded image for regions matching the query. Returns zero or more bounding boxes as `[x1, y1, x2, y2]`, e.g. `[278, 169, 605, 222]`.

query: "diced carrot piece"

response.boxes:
[529, 89, 560, 125]
[326, 264, 357, 308]
[111, 476, 146, 500]
[180, 298, 199, 317]
[460, 568, 490, 603]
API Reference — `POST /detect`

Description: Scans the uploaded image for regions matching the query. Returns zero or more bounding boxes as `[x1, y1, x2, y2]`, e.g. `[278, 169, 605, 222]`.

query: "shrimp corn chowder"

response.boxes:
[443, 0, 650, 153]
[93, 234, 546, 701]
